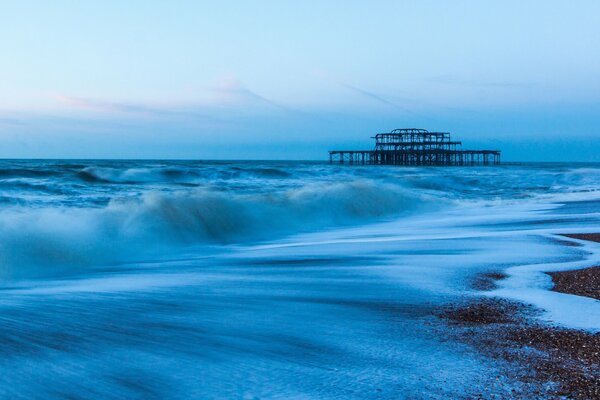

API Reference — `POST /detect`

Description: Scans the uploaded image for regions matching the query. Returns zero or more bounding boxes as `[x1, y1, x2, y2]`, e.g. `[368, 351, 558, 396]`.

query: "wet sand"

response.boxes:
[561, 233, 600, 243]
[548, 266, 600, 301]
[546, 234, 600, 301]
[443, 298, 600, 399]
[440, 267, 600, 399]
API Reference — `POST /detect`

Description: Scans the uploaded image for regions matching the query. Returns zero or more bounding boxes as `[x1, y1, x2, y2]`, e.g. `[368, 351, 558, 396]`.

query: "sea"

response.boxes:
[0, 160, 599, 399]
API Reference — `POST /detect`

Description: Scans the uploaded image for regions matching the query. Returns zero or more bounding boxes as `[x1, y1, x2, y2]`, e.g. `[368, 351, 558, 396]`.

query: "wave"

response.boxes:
[0, 168, 62, 178]
[230, 167, 292, 178]
[0, 179, 64, 194]
[0, 180, 428, 279]
[3, 162, 599, 280]
[76, 165, 295, 185]
[77, 167, 171, 184]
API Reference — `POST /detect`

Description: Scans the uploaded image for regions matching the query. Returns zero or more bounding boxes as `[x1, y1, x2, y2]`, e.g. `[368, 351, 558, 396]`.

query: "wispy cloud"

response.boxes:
[55, 75, 296, 120]
[314, 69, 426, 114]
[427, 75, 536, 89]
[212, 75, 293, 112]
[55, 96, 163, 115]
[340, 82, 438, 121]
[55, 95, 223, 123]
[341, 83, 406, 109]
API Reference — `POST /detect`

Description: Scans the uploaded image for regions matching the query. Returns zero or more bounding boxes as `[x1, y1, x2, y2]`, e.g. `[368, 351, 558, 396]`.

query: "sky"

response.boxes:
[0, 1, 599, 161]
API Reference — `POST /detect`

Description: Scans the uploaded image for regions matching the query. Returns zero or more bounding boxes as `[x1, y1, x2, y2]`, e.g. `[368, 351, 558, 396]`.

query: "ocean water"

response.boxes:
[0, 160, 599, 399]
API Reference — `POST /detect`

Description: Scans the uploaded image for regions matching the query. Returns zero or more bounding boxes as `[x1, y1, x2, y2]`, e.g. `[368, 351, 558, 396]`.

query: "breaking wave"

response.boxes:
[76, 165, 293, 184]
[0, 180, 426, 279]
[2, 160, 600, 280]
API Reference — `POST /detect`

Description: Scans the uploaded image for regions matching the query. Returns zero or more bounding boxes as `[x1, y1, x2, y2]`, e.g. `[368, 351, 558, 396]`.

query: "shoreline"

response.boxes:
[442, 297, 600, 399]
[546, 234, 600, 301]
[440, 235, 600, 398]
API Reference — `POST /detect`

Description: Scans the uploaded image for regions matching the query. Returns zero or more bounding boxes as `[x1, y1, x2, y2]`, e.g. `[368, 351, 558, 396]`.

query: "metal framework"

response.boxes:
[329, 128, 500, 166]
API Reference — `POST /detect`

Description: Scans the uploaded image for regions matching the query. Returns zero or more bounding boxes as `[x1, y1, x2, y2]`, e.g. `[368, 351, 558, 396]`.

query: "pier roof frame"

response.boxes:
[373, 129, 450, 139]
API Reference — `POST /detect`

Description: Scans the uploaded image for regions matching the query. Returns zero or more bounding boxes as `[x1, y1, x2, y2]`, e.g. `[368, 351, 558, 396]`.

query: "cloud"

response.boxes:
[340, 83, 437, 121]
[212, 75, 292, 111]
[341, 83, 408, 110]
[54, 95, 224, 123]
[55, 75, 296, 120]
[55, 96, 162, 115]
[314, 69, 427, 115]
[427, 75, 536, 89]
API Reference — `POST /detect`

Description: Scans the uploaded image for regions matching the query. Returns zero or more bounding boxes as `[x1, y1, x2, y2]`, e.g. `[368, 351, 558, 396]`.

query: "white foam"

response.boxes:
[0, 179, 428, 279]
[492, 234, 600, 332]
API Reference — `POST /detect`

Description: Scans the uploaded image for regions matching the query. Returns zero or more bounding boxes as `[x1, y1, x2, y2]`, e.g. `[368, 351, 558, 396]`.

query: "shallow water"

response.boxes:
[0, 160, 599, 398]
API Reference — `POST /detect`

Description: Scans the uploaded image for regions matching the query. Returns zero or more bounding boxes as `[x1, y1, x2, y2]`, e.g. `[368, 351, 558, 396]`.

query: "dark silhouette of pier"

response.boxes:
[329, 128, 500, 166]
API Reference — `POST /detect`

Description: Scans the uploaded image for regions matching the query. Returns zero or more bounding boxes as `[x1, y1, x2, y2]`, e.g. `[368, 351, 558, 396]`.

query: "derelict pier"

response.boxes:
[329, 128, 500, 166]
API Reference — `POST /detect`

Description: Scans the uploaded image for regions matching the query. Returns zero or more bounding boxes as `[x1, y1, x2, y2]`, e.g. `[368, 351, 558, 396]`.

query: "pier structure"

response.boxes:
[329, 128, 500, 166]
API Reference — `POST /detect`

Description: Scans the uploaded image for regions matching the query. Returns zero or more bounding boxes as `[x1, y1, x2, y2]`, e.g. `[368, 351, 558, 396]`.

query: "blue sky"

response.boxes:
[1, 1, 599, 160]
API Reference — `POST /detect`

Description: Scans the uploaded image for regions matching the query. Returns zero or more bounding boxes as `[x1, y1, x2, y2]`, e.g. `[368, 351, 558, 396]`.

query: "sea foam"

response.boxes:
[0, 179, 424, 278]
